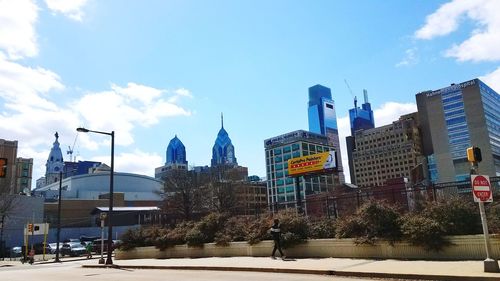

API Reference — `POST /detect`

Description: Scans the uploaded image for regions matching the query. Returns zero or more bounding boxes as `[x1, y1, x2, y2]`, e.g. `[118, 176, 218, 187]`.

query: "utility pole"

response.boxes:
[467, 146, 499, 273]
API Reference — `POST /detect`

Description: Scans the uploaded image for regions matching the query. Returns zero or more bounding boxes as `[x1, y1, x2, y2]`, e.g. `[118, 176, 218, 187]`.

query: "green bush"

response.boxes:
[246, 214, 273, 245]
[185, 228, 207, 247]
[154, 221, 194, 250]
[308, 219, 336, 239]
[422, 197, 481, 235]
[335, 200, 402, 245]
[120, 227, 151, 251]
[401, 214, 449, 251]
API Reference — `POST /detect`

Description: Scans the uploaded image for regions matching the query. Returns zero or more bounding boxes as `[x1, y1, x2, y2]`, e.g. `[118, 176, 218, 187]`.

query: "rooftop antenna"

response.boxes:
[363, 89, 369, 103]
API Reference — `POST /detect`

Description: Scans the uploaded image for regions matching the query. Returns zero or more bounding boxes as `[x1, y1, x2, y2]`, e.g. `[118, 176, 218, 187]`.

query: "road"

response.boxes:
[0, 259, 409, 281]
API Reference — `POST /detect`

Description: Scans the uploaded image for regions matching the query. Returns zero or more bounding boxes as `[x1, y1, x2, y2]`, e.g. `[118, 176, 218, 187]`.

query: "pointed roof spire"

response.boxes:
[221, 112, 224, 128]
[55, 131, 59, 141]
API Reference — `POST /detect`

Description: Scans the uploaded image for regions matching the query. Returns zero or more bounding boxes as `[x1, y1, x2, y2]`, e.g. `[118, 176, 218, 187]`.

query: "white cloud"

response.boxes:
[0, 54, 64, 110]
[74, 83, 192, 147]
[0, 0, 38, 59]
[44, 0, 87, 21]
[479, 66, 500, 91]
[373, 102, 417, 126]
[89, 149, 163, 177]
[396, 47, 419, 67]
[339, 102, 417, 184]
[415, 0, 500, 62]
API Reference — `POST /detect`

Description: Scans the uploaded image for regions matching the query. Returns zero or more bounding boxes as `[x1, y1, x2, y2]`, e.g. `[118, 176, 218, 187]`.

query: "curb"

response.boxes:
[81, 264, 500, 281]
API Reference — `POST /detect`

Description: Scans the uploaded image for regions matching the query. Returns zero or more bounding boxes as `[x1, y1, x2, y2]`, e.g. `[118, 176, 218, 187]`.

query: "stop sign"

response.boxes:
[471, 175, 493, 203]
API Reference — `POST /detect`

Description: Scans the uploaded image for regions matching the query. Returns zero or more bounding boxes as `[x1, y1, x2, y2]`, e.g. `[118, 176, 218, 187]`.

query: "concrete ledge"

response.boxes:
[116, 235, 500, 260]
[81, 264, 500, 281]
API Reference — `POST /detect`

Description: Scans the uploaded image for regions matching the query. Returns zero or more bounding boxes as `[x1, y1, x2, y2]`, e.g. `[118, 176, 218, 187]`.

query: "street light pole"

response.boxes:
[76, 127, 115, 265]
[54, 171, 62, 263]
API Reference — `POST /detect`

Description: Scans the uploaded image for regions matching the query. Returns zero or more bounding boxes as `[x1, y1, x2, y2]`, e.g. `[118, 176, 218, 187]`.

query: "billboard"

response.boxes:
[288, 151, 336, 177]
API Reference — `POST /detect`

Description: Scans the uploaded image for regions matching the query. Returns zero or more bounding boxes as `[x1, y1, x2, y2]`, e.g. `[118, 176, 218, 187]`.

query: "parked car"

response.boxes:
[92, 239, 119, 254]
[34, 243, 52, 254]
[10, 246, 23, 257]
[60, 242, 86, 257]
[47, 243, 61, 254]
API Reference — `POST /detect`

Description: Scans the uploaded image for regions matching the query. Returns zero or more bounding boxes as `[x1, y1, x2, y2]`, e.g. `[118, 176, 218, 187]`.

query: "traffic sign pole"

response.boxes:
[470, 162, 499, 273]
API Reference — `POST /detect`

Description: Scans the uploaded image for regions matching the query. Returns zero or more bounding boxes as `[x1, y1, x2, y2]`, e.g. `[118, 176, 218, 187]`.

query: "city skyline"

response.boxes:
[1, 0, 500, 188]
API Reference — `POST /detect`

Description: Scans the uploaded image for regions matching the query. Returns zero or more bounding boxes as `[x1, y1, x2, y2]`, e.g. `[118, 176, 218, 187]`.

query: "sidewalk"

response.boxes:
[82, 257, 500, 281]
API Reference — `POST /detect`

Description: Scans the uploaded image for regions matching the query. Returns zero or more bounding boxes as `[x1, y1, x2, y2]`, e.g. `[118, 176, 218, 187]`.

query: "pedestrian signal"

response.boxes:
[467, 146, 482, 163]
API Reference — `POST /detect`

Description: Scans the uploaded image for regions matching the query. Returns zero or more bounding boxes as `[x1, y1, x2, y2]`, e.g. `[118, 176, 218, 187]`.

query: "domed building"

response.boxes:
[211, 114, 237, 167]
[45, 132, 64, 185]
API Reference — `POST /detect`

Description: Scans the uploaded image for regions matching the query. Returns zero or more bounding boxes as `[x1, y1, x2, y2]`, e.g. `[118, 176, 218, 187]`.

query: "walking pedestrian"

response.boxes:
[86, 242, 93, 259]
[270, 219, 285, 259]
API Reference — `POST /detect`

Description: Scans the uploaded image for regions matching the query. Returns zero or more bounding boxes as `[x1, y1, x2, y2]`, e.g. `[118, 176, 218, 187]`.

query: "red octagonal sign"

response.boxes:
[471, 175, 493, 203]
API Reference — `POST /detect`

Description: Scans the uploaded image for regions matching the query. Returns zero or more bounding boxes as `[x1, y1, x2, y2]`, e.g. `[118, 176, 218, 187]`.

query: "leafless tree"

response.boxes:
[0, 182, 17, 259]
[162, 169, 205, 221]
[203, 165, 242, 215]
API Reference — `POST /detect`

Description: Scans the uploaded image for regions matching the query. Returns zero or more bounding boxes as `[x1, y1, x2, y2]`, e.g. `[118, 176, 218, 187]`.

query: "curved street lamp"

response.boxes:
[77, 127, 114, 265]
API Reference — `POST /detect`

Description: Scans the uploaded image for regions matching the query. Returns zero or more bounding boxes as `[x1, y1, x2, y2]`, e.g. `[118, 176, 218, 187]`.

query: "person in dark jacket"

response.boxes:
[270, 219, 285, 259]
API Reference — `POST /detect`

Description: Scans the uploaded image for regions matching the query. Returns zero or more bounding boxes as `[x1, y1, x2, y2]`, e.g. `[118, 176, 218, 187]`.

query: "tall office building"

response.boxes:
[308, 85, 345, 183]
[416, 78, 500, 184]
[16, 157, 33, 194]
[264, 130, 338, 213]
[352, 113, 423, 187]
[0, 139, 18, 194]
[211, 114, 237, 167]
[45, 132, 64, 185]
[166, 135, 188, 166]
[155, 135, 188, 179]
[346, 90, 375, 184]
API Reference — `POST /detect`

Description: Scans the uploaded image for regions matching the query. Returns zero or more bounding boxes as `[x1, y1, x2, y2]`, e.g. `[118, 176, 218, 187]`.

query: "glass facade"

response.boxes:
[441, 88, 470, 160]
[166, 135, 188, 165]
[348, 93, 375, 136]
[211, 116, 237, 167]
[479, 81, 500, 174]
[308, 84, 344, 183]
[264, 130, 336, 212]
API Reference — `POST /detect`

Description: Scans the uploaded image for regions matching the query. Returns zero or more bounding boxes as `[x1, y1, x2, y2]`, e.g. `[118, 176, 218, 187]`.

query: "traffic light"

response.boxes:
[467, 146, 482, 163]
[0, 158, 6, 178]
[27, 223, 33, 233]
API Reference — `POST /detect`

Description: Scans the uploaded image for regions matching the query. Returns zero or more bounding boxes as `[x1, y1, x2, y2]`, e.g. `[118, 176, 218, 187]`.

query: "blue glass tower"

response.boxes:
[346, 90, 375, 184]
[348, 90, 375, 135]
[211, 114, 237, 167]
[307, 84, 344, 183]
[166, 135, 188, 165]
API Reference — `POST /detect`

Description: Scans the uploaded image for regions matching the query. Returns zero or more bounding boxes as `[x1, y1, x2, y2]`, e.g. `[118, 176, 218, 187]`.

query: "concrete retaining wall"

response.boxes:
[116, 235, 500, 260]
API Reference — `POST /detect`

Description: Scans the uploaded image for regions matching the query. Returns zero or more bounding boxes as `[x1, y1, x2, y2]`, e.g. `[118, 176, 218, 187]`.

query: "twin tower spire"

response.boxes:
[166, 113, 237, 167]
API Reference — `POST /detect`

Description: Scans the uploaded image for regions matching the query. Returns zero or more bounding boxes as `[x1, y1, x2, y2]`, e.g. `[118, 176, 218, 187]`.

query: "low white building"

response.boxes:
[33, 171, 164, 203]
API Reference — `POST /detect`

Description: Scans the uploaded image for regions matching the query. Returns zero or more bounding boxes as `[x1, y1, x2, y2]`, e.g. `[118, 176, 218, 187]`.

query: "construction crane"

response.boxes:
[344, 79, 357, 108]
[67, 134, 79, 162]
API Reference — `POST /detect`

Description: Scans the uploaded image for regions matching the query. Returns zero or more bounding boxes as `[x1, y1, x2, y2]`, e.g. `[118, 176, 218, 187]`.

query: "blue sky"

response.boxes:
[1, 0, 499, 187]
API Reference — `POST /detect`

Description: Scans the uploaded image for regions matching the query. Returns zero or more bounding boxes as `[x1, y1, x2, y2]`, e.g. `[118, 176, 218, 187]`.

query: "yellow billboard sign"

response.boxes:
[287, 151, 336, 176]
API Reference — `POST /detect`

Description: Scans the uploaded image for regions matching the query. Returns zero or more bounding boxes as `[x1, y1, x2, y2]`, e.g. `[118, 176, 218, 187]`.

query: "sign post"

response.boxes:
[468, 146, 499, 273]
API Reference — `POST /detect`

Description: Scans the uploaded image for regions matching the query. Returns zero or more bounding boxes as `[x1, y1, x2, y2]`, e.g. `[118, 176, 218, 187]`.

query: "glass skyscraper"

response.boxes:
[346, 90, 375, 184]
[307, 84, 345, 183]
[211, 114, 237, 167]
[166, 135, 187, 165]
[264, 130, 337, 213]
[416, 78, 499, 185]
